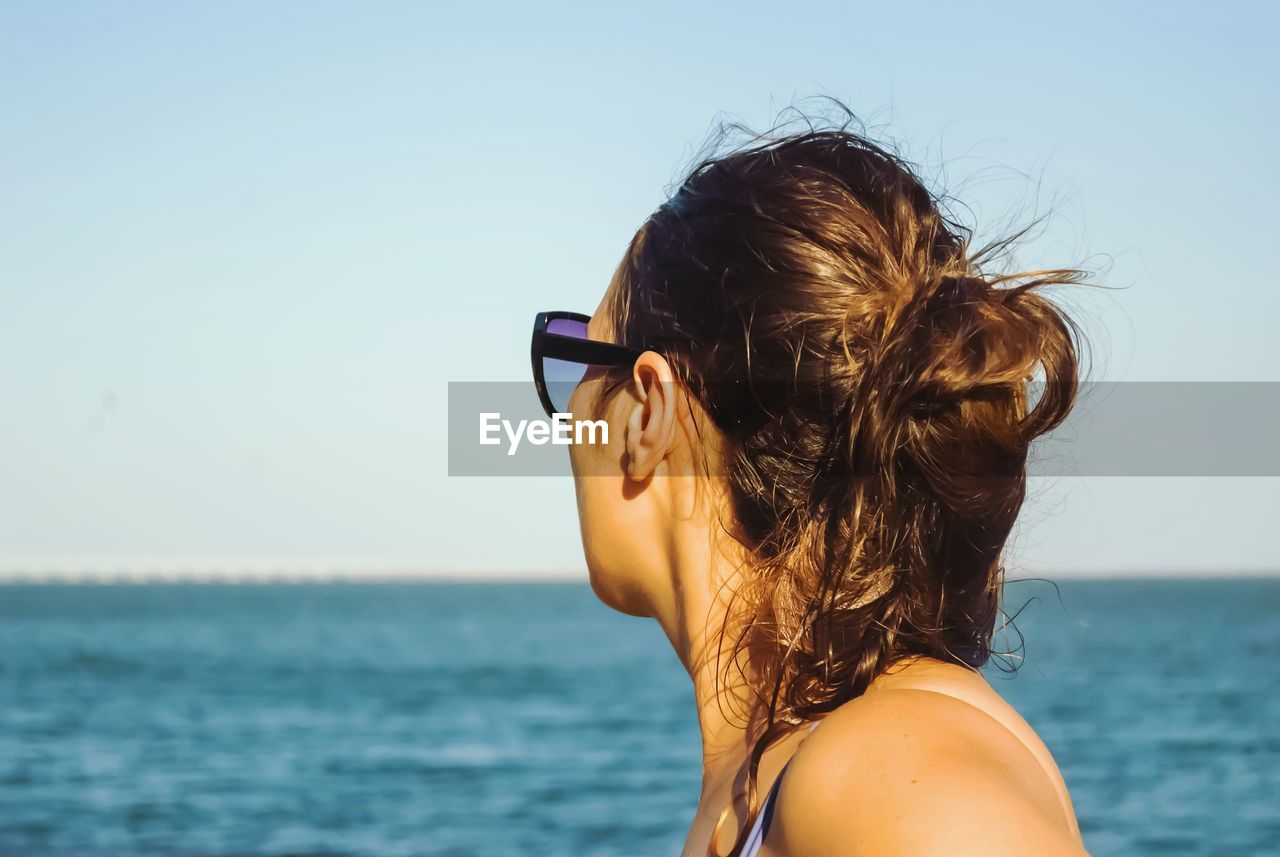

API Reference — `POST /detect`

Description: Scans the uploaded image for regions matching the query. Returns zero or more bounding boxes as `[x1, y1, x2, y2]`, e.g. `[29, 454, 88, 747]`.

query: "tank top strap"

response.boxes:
[740, 720, 821, 856]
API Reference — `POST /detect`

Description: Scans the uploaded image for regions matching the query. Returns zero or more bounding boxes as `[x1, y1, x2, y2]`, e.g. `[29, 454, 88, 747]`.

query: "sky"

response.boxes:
[2, 1, 1278, 579]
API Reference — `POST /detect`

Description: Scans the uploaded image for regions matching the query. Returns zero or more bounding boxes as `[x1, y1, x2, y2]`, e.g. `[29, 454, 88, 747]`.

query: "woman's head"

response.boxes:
[565, 103, 1086, 722]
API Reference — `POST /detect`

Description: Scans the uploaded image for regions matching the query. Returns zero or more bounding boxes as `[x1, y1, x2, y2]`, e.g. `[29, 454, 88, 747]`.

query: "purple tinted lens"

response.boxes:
[547, 317, 588, 339]
[543, 317, 590, 414]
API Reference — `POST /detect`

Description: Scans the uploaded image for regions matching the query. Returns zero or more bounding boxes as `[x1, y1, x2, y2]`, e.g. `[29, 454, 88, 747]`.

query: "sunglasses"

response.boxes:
[531, 311, 662, 419]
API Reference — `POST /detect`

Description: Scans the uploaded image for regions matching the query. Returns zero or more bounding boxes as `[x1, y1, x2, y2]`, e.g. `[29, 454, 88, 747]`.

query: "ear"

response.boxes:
[624, 351, 679, 481]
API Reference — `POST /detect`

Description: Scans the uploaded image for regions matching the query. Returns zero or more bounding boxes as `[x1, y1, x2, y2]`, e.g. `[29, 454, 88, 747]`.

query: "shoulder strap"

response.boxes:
[739, 762, 787, 856]
[750, 720, 821, 848]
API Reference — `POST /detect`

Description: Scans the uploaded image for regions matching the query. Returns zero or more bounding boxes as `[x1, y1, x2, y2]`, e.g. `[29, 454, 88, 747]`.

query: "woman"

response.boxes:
[530, 105, 1090, 857]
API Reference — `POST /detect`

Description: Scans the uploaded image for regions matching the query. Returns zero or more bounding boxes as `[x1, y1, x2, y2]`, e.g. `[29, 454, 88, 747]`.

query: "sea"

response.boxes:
[0, 579, 1276, 857]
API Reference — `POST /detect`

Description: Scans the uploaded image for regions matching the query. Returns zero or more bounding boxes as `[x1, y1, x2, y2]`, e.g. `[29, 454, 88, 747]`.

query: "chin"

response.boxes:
[584, 557, 653, 618]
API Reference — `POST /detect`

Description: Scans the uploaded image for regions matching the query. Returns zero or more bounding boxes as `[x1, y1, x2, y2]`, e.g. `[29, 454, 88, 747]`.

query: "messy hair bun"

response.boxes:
[604, 99, 1088, 856]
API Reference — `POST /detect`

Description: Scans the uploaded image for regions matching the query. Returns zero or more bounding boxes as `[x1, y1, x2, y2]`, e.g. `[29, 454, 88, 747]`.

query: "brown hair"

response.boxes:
[604, 99, 1088, 856]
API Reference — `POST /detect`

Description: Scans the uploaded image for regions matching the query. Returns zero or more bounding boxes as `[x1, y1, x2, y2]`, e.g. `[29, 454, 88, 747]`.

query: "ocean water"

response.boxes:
[0, 579, 1276, 857]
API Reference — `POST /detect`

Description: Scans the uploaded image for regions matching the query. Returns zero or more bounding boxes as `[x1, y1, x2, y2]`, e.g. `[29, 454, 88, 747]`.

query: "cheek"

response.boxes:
[565, 386, 653, 617]
[571, 478, 652, 618]
[567, 405, 626, 582]
[566, 377, 626, 478]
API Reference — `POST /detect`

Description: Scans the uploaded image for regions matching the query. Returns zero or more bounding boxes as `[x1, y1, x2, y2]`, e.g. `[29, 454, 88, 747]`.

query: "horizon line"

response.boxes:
[1, 568, 1277, 584]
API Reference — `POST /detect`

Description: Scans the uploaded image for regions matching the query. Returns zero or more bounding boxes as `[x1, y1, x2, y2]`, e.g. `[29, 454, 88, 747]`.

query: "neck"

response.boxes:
[651, 516, 765, 789]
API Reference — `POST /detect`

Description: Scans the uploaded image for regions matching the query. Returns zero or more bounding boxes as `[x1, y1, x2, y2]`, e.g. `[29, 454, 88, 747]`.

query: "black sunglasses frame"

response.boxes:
[530, 311, 654, 418]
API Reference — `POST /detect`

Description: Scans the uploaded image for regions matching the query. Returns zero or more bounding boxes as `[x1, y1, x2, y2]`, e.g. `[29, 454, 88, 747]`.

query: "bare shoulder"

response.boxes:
[764, 669, 1087, 857]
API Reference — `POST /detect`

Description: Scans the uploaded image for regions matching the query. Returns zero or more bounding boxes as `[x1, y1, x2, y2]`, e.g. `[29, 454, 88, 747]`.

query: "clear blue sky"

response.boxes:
[2, 1, 1278, 578]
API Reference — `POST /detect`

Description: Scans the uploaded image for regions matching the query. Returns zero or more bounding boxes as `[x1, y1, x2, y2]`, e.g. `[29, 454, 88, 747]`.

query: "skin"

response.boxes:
[565, 289, 1089, 857]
